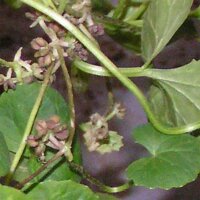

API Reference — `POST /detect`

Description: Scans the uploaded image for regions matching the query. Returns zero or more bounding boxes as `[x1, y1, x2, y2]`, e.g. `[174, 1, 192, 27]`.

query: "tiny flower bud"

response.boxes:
[46, 118, 60, 130]
[27, 136, 38, 147]
[49, 115, 60, 124]
[88, 24, 104, 36]
[31, 37, 48, 50]
[114, 103, 126, 119]
[35, 120, 48, 136]
[38, 54, 52, 67]
[35, 145, 45, 156]
[55, 129, 68, 140]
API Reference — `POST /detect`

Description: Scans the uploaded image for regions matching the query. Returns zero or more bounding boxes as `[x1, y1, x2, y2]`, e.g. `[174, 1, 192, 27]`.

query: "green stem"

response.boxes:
[124, 2, 148, 22]
[7, 64, 54, 183]
[73, 59, 146, 77]
[112, 0, 128, 19]
[16, 150, 64, 190]
[56, 47, 75, 147]
[20, 0, 200, 135]
[67, 161, 133, 193]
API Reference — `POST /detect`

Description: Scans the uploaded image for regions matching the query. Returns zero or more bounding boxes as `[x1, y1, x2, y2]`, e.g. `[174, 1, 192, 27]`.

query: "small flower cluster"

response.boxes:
[83, 103, 125, 153]
[0, 1, 105, 91]
[65, 0, 104, 36]
[83, 113, 109, 151]
[27, 115, 68, 162]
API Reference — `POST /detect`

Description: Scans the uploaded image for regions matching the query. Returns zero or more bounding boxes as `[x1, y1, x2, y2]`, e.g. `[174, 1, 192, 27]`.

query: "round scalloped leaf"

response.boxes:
[126, 124, 200, 189]
[0, 185, 26, 200]
[27, 180, 100, 200]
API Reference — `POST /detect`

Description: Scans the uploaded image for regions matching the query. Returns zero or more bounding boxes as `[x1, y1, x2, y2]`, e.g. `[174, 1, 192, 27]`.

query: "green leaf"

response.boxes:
[27, 180, 100, 200]
[5, 0, 22, 8]
[126, 124, 200, 189]
[0, 83, 69, 154]
[142, 0, 192, 62]
[0, 133, 10, 176]
[95, 15, 141, 53]
[0, 185, 26, 200]
[0, 83, 81, 183]
[27, 142, 81, 185]
[145, 59, 200, 126]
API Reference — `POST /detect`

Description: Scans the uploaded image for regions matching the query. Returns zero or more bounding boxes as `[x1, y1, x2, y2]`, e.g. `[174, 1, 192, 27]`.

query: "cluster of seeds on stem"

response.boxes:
[83, 103, 126, 152]
[27, 115, 68, 162]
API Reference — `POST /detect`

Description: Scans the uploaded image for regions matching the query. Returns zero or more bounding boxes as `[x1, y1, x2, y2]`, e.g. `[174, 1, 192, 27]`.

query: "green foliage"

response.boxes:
[0, 83, 69, 154]
[0, 181, 117, 200]
[2, 0, 200, 197]
[0, 83, 80, 183]
[27, 180, 100, 200]
[0, 185, 26, 200]
[146, 60, 200, 126]
[0, 134, 10, 177]
[126, 124, 200, 189]
[142, 0, 193, 63]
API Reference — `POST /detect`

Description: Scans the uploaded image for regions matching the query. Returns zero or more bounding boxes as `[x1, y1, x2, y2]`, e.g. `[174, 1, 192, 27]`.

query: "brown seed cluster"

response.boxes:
[27, 115, 68, 162]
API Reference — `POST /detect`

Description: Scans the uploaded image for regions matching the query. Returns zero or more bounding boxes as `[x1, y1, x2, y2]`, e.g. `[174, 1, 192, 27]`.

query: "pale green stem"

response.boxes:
[124, 2, 148, 22]
[73, 59, 146, 77]
[105, 109, 117, 121]
[7, 64, 54, 183]
[21, 0, 200, 135]
[56, 47, 75, 147]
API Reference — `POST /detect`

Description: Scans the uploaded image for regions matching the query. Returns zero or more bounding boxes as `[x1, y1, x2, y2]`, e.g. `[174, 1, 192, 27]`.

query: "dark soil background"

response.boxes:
[1, 1, 200, 199]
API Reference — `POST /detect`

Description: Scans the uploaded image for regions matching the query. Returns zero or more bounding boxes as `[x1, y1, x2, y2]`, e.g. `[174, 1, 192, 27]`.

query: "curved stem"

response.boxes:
[7, 64, 54, 183]
[20, 0, 200, 135]
[73, 59, 146, 77]
[67, 161, 133, 193]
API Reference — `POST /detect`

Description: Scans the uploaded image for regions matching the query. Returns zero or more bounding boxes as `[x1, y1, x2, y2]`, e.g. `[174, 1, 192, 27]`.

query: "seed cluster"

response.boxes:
[27, 115, 68, 162]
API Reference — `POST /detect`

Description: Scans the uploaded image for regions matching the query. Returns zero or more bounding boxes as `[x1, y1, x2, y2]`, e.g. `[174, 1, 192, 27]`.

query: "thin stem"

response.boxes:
[16, 150, 64, 190]
[7, 64, 54, 184]
[105, 79, 114, 115]
[105, 109, 117, 121]
[67, 161, 133, 193]
[73, 59, 146, 77]
[56, 47, 75, 147]
[112, 0, 128, 19]
[21, 0, 200, 135]
[124, 2, 148, 22]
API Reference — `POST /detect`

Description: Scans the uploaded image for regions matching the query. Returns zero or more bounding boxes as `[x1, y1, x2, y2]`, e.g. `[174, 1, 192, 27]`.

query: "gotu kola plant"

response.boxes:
[1, 0, 200, 199]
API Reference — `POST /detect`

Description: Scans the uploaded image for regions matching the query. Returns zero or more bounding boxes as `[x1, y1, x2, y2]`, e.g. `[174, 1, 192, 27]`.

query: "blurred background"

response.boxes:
[1, 0, 200, 199]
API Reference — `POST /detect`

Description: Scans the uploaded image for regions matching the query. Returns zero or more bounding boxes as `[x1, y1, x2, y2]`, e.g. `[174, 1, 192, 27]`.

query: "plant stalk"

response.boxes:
[56, 47, 75, 148]
[21, 0, 200, 135]
[16, 150, 64, 190]
[6, 64, 54, 184]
